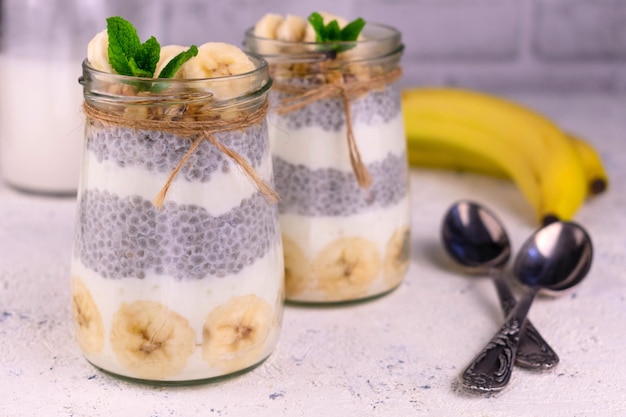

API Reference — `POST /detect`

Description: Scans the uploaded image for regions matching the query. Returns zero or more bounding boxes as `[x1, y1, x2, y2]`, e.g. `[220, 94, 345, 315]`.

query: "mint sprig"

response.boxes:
[307, 12, 366, 54]
[157, 45, 199, 78]
[105, 16, 197, 79]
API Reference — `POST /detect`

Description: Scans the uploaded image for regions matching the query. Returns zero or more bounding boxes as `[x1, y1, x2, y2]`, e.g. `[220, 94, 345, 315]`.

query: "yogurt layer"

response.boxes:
[280, 196, 410, 303]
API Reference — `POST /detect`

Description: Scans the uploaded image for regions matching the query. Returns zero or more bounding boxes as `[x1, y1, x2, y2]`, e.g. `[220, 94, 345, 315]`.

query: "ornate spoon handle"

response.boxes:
[460, 287, 539, 391]
[492, 273, 559, 368]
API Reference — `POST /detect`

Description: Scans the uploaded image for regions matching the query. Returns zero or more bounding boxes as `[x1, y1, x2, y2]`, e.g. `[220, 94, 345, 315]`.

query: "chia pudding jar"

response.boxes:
[70, 55, 284, 384]
[244, 23, 410, 303]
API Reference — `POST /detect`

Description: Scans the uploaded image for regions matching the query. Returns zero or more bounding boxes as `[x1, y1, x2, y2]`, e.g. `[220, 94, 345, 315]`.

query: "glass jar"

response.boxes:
[0, 0, 107, 194]
[244, 23, 411, 303]
[70, 54, 284, 384]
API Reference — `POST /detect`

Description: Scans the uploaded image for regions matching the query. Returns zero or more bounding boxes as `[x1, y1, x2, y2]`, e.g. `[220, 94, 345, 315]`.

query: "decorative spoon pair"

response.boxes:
[441, 200, 593, 391]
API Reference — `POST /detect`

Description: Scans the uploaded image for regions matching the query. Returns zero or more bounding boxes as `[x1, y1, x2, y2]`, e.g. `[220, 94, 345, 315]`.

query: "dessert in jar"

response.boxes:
[70, 17, 284, 384]
[244, 13, 411, 303]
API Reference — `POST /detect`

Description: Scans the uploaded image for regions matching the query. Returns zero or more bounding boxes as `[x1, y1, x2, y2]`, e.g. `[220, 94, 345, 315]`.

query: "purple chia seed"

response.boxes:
[270, 83, 401, 132]
[85, 123, 268, 182]
[73, 190, 280, 280]
[273, 152, 408, 216]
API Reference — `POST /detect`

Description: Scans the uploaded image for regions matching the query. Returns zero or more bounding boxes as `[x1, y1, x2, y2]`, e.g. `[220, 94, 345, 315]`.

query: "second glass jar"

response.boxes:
[245, 23, 411, 303]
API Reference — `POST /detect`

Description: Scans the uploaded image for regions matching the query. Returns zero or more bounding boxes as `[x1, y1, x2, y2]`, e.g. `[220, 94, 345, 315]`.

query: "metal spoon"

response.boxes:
[460, 220, 593, 391]
[441, 200, 559, 368]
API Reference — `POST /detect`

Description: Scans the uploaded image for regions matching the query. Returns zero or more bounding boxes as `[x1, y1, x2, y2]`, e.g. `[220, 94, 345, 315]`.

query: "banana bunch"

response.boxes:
[402, 88, 609, 224]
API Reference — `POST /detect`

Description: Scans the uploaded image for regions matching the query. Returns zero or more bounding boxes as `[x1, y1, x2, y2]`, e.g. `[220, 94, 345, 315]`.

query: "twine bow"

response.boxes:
[273, 67, 403, 188]
[82, 101, 278, 208]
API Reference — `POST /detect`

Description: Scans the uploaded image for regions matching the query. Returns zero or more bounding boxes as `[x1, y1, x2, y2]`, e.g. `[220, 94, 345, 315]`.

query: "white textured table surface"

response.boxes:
[1, 93, 625, 417]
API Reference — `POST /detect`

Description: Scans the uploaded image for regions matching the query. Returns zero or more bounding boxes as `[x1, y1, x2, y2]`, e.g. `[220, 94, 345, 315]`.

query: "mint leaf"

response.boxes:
[306, 13, 367, 55]
[157, 45, 199, 79]
[127, 57, 153, 78]
[325, 20, 341, 41]
[102, 15, 201, 89]
[135, 36, 161, 76]
[340, 18, 365, 41]
[106, 16, 141, 76]
[308, 12, 326, 42]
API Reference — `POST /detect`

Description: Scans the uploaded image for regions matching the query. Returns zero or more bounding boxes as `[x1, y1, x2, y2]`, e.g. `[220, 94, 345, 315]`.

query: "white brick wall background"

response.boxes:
[5, 0, 626, 93]
[144, 0, 626, 93]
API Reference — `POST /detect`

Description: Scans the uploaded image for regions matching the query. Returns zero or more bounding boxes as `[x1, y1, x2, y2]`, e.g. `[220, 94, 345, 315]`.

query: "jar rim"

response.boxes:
[245, 22, 401, 46]
[243, 22, 402, 64]
[80, 52, 269, 85]
[79, 52, 272, 106]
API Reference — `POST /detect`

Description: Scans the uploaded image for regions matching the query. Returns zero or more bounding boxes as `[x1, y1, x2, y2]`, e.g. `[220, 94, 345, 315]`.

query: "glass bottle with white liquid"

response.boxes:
[0, 0, 107, 194]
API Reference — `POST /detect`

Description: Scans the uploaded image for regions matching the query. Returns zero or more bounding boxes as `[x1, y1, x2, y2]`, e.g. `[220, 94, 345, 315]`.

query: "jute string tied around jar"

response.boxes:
[82, 100, 278, 209]
[273, 67, 403, 188]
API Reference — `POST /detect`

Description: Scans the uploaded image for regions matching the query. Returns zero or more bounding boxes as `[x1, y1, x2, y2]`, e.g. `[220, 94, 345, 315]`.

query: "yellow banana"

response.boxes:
[407, 131, 608, 198]
[404, 111, 543, 215]
[402, 87, 588, 224]
[566, 132, 609, 196]
[407, 141, 507, 179]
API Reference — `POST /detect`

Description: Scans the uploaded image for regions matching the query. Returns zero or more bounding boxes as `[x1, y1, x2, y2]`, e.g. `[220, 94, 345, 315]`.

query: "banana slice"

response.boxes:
[313, 236, 381, 301]
[154, 45, 188, 79]
[87, 30, 113, 73]
[282, 235, 312, 298]
[110, 300, 196, 380]
[254, 13, 285, 39]
[71, 276, 105, 354]
[180, 42, 256, 100]
[202, 295, 273, 372]
[276, 15, 308, 42]
[273, 284, 285, 328]
[182, 42, 255, 79]
[383, 226, 411, 287]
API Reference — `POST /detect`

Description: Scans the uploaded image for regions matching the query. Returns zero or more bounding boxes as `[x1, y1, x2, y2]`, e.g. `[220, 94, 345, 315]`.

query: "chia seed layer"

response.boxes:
[273, 152, 408, 216]
[85, 123, 268, 182]
[270, 83, 401, 132]
[73, 190, 280, 280]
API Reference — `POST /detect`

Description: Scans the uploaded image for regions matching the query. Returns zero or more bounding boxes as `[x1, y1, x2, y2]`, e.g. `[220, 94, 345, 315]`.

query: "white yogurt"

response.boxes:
[269, 112, 406, 170]
[280, 197, 411, 302]
[80, 148, 274, 217]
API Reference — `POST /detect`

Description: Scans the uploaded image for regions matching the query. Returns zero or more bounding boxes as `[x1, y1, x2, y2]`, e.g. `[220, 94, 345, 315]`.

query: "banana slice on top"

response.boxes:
[180, 42, 256, 100]
[110, 300, 196, 380]
[276, 15, 308, 42]
[282, 234, 312, 298]
[202, 295, 273, 372]
[87, 30, 113, 73]
[254, 13, 285, 39]
[383, 226, 411, 287]
[313, 236, 381, 301]
[71, 276, 105, 354]
[182, 42, 255, 79]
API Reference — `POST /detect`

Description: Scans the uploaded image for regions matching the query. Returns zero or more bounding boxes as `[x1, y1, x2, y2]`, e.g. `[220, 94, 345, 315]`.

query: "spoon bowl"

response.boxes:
[442, 200, 510, 272]
[442, 200, 559, 369]
[513, 221, 593, 293]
